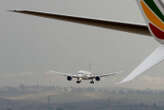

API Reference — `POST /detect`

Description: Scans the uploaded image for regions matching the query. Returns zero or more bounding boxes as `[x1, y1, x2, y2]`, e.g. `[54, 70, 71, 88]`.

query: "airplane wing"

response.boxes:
[95, 71, 121, 78]
[48, 70, 78, 78]
[9, 10, 151, 37]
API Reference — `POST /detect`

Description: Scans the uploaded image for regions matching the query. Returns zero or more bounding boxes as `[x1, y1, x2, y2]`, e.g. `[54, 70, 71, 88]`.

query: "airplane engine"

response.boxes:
[95, 76, 100, 81]
[67, 76, 72, 81]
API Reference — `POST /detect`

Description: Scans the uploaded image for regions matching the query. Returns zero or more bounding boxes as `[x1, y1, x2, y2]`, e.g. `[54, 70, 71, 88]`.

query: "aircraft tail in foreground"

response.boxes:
[138, 0, 164, 41]
[120, 0, 164, 83]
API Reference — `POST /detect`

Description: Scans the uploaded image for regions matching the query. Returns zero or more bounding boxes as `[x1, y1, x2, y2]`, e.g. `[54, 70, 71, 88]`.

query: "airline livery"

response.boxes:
[10, 0, 164, 83]
[139, 0, 164, 41]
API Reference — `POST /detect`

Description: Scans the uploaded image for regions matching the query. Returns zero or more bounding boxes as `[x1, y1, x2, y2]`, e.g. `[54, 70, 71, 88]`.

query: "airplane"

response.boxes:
[9, 0, 164, 83]
[48, 70, 119, 84]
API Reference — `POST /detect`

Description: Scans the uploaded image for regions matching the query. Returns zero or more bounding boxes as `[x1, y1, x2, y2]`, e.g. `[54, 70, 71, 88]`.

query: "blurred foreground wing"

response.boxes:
[9, 10, 151, 36]
[120, 45, 164, 84]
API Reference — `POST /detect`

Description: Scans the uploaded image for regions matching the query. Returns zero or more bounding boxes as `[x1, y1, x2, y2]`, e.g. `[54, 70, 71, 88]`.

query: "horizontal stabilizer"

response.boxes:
[9, 10, 151, 36]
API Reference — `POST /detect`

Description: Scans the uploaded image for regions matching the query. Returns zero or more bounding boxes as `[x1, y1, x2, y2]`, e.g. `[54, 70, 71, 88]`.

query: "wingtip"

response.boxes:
[113, 70, 123, 75]
[7, 10, 25, 13]
[8, 10, 17, 12]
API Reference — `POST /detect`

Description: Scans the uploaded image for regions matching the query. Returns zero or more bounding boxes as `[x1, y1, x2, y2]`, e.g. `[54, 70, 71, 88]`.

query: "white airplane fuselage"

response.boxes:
[76, 70, 94, 80]
[66, 70, 101, 84]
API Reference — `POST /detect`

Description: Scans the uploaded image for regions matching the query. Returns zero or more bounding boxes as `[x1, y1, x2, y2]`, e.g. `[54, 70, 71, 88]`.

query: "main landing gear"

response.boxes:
[90, 80, 94, 84]
[76, 80, 81, 84]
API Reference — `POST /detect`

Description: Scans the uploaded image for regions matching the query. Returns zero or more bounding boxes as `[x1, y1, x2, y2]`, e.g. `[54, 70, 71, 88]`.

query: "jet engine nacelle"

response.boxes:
[67, 76, 72, 81]
[95, 76, 100, 81]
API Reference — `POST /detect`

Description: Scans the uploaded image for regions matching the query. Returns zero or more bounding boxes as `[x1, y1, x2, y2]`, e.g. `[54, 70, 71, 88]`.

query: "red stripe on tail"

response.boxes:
[149, 23, 164, 39]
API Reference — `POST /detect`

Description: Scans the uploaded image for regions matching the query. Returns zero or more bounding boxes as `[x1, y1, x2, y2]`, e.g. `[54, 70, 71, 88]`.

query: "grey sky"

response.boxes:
[0, 0, 163, 89]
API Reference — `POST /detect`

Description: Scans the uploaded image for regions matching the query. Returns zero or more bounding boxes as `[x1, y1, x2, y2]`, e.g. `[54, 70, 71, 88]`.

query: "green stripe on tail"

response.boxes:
[144, 0, 164, 22]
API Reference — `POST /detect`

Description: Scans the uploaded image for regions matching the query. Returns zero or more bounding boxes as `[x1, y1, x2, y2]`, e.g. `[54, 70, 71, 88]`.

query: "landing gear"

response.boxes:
[90, 80, 94, 84]
[76, 80, 81, 84]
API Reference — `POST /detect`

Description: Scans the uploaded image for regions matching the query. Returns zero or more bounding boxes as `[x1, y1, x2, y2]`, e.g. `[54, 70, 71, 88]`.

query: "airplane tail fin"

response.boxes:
[120, 45, 164, 83]
[137, 0, 164, 40]
[119, 0, 164, 84]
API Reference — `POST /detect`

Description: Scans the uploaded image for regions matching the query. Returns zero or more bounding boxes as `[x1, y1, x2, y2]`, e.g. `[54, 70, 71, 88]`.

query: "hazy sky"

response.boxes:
[0, 0, 164, 89]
